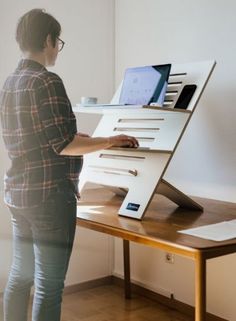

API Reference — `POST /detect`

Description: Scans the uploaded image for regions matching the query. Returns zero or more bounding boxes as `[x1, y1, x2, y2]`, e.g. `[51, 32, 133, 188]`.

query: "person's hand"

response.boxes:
[108, 134, 139, 148]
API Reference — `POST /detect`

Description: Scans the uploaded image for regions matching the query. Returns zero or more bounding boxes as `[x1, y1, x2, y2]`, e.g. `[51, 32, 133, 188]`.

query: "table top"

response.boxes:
[76, 187, 236, 259]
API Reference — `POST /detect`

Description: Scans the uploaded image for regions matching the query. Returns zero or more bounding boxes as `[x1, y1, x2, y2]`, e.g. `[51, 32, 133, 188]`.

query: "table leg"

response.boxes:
[195, 252, 206, 321]
[123, 239, 131, 299]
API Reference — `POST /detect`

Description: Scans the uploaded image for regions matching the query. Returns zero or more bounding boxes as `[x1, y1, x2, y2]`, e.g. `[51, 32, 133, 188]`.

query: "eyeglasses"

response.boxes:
[57, 37, 65, 52]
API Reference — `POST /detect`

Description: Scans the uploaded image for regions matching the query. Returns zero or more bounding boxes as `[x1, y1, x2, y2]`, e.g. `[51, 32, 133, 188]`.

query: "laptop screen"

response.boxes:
[119, 64, 171, 106]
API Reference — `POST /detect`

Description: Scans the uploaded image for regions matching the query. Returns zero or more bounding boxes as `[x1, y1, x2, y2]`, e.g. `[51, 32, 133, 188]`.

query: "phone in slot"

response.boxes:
[174, 84, 197, 109]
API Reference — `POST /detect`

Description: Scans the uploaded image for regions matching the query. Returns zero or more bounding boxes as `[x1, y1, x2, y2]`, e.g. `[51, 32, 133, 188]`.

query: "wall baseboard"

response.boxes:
[64, 276, 113, 295]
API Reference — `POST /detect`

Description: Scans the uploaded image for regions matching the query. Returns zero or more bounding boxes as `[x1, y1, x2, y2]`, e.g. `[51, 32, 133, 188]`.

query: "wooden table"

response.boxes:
[76, 188, 236, 321]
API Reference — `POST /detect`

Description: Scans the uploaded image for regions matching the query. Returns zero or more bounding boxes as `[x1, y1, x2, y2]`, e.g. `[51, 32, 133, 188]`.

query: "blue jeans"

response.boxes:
[4, 189, 77, 321]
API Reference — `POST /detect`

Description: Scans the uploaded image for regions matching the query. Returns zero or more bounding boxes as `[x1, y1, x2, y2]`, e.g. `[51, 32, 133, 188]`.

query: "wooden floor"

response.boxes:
[62, 284, 192, 321]
[0, 284, 192, 321]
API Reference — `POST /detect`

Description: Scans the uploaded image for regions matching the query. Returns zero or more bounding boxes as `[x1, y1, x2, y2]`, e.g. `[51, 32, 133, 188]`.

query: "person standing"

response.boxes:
[0, 8, 138, 321]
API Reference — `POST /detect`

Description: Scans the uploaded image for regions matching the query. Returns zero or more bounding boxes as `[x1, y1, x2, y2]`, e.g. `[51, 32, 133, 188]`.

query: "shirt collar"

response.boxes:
[17, 59, 47, 72]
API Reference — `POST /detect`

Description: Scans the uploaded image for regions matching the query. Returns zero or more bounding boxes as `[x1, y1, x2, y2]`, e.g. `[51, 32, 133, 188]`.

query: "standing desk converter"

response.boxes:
[78, 60, 216, 220]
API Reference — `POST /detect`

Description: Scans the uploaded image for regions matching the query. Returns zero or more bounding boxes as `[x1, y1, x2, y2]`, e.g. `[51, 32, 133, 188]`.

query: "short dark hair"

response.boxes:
[16, 8, 61, 52]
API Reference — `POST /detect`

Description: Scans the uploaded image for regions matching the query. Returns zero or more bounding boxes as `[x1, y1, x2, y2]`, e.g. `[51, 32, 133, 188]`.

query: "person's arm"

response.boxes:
[37, 73, 77, 154]
[37, 74, 139, 156]
[59, 133, 139, 156]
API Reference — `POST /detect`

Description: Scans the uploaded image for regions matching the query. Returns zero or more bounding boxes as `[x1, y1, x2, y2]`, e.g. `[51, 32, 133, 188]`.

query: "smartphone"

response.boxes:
[174, 84, 197, 109]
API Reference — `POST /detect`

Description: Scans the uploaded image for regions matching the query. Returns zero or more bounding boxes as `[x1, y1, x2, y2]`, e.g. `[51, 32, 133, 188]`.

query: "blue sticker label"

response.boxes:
[126, 203, 140, 212]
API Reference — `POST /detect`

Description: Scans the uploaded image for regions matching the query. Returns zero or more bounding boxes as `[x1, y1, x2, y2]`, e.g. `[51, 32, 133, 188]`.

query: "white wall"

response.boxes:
[114, 1, 236, 320]
[0, 0, 115, 292]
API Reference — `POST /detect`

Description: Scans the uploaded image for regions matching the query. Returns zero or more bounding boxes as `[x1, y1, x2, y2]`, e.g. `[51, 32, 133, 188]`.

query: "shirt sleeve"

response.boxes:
[37, 73, 77, 154]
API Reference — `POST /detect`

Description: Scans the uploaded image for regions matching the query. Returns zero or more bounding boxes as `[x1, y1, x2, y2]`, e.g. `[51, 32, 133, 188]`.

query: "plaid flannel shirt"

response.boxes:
[0, 59, 83, 208]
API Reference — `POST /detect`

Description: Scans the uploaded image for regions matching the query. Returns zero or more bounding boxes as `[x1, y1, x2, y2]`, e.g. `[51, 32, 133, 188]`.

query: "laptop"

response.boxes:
[118, 64, 171, 106]
[79, 64, 171, 108]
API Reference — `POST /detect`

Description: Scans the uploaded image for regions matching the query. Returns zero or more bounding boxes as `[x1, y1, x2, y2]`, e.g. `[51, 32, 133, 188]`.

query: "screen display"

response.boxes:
[119, 64, 171, 106]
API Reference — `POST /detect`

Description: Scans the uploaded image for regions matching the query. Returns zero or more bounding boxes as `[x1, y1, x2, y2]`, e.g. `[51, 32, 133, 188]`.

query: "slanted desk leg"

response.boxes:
[123, 239, 131, 299]
[195, 252, 206, 321]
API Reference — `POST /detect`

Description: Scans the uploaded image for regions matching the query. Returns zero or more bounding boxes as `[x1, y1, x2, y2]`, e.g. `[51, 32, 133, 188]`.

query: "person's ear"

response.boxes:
[44, 34, 52, 49]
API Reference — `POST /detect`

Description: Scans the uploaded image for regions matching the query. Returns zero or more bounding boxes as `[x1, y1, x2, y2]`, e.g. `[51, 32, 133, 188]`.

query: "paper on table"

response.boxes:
[178, 219, 236, 241]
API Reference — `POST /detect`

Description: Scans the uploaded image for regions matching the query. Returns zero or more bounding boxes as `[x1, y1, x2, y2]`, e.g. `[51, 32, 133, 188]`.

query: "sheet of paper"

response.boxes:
[178, 219, 236, 241]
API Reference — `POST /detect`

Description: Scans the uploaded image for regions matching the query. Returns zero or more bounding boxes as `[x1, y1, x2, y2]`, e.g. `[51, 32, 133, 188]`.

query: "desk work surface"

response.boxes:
[76, 187, 236, 254]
